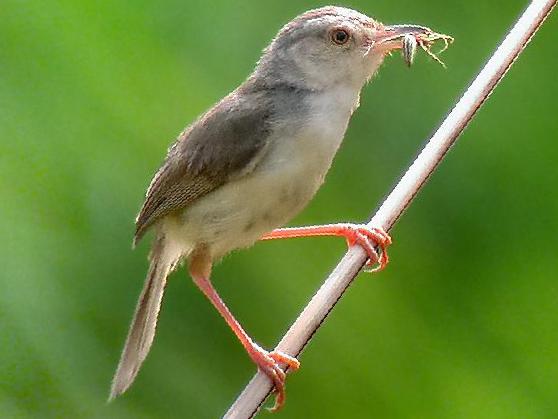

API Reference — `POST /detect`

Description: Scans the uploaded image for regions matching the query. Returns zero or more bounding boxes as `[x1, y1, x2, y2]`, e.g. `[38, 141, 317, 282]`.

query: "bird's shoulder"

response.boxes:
[134, 87, 275, 244]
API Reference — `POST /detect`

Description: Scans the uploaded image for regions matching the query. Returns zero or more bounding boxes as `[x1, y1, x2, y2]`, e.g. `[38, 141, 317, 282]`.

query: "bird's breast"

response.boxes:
[264, 85, 360, 182]
[247, 86, 359, 219]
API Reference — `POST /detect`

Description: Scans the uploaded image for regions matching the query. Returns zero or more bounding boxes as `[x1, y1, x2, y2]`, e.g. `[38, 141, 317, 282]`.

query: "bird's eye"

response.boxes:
[330, 29, 350, 45]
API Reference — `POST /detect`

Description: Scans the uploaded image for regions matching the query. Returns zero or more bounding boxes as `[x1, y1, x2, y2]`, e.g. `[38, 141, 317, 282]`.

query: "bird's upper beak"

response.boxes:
[373, 24, 432, 52]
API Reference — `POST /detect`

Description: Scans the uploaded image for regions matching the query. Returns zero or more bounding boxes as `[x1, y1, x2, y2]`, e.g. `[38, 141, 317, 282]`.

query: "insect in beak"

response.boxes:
[402, 34, 418, 67]
[376, 24, 454, 67]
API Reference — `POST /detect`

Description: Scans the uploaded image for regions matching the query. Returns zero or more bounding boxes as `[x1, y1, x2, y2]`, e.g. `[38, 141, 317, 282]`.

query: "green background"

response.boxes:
[1, 1, 557, 418]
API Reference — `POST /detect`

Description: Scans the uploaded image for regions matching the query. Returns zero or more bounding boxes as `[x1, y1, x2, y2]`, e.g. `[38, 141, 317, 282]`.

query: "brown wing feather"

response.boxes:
[134, 86, 273, 244]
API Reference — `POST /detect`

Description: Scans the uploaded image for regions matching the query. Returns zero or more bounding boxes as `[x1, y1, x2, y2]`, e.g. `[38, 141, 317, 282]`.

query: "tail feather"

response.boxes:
[109, 237, 177, 400]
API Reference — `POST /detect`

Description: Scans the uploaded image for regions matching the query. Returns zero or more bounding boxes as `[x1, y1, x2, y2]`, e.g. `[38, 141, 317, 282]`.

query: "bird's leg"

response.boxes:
[188, 249, 299, 412]
[261, 223, 392, 272]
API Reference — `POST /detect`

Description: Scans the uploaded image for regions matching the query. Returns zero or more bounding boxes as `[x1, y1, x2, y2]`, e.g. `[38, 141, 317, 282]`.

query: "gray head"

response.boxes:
[253, 6, 414, 91]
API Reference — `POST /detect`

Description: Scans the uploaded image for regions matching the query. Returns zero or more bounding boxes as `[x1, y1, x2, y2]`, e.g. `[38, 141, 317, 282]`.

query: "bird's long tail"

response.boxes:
[109, 236, 179, 400]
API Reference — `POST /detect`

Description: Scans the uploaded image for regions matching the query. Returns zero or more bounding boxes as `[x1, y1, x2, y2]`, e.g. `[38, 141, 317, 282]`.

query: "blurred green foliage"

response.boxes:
[1, 1, 557, 418]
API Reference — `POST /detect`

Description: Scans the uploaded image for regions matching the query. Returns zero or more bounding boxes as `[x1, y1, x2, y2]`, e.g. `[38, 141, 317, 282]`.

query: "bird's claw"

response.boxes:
[342, 224, 392, 272]
[249, 345, 300, 412]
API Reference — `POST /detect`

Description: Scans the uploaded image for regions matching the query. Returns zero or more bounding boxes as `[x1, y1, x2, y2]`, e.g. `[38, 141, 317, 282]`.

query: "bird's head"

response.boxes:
[255, 6, 435, 90]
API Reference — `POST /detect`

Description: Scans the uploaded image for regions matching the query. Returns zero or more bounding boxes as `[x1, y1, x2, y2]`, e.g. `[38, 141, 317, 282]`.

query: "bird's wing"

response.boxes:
[134, 89, 272, 244]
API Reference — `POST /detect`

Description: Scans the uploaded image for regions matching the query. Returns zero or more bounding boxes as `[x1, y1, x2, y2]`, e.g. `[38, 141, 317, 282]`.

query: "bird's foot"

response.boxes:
[341, 224, 392, 272]
[247, 343, 300, 412]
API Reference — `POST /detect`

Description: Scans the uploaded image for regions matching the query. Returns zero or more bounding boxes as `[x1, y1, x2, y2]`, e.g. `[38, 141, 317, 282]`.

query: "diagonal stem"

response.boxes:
[224, 1, 557, 417]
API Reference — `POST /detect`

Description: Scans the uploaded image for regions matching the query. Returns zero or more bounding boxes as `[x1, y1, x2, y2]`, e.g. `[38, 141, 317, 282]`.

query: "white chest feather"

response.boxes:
[263, 84, 360, 181]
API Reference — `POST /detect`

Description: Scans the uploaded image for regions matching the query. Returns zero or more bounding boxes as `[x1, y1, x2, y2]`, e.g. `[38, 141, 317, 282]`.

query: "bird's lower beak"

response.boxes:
[374, 24, 432, 51]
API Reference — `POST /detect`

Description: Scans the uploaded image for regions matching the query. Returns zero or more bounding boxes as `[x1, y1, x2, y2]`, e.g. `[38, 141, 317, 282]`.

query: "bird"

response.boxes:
[109, 5, 442, 411]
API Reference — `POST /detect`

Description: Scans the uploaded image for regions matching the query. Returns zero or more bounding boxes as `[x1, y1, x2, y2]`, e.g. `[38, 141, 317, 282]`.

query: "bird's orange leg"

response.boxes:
[188, 251, 299, 412]
[261, 223, 392, 272]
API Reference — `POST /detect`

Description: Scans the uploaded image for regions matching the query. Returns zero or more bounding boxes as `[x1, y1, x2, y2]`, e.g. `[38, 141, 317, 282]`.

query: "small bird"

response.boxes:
[110, 5, 449, 411]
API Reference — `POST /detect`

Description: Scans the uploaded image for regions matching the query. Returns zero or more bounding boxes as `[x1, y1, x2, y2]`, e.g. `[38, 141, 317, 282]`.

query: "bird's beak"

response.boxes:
[374, 24, 432, 51]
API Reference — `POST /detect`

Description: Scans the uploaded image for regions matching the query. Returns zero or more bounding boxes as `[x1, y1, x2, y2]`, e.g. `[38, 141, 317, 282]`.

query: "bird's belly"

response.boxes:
[175, 158, 326, 259]
[167, 106, 350, 259]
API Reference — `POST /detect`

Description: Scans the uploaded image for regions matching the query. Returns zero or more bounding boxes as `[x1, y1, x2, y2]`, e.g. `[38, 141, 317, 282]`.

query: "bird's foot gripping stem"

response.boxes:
[341, 224, 392, 272]
[247, 343, 300, 412]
